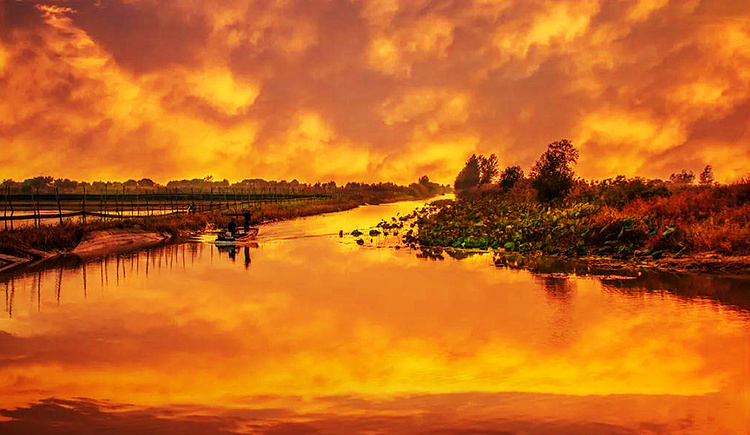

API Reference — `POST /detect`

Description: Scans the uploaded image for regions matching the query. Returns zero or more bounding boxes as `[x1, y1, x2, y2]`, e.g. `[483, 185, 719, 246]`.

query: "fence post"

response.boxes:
[55, 188, 63, 225]
[32, 188, 38, 228]
[3, 184, 7, 231]
[8, 185, 14, 230]
[82, 186, 87, 224]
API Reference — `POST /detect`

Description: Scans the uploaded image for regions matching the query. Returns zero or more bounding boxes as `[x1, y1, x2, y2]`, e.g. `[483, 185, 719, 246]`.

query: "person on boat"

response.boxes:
[228, 217, 237, 237]
[243, 211, 252, 233]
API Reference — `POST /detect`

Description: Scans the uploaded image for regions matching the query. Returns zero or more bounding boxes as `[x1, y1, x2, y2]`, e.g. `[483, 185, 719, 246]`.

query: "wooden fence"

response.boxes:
[1, 185, 332, 230]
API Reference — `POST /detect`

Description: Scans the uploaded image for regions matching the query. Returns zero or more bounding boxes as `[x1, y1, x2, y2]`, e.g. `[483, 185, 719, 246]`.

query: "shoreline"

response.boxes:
[3, 194, 749, 276]
[0, 228, 173, 273]
[0, 194, 430, 273]
[493, 251, 750, 276]
[412, 244, 750, 276]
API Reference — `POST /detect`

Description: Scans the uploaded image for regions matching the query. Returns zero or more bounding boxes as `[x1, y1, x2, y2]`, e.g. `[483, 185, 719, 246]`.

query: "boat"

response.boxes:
[213, 228, 259, 246]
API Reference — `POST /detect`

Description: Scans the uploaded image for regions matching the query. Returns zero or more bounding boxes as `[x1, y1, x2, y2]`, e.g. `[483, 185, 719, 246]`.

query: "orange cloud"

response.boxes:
[0, 0, 748, 184]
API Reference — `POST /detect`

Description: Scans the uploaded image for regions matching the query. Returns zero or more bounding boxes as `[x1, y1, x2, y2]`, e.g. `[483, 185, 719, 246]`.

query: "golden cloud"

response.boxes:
[0, 0, 747, 184]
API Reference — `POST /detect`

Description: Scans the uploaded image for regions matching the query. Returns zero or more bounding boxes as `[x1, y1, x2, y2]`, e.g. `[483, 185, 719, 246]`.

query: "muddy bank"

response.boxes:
[488, 250, 750, 275]
[72, 229, 170, 258]
[0, 247, 58, 273]
[0, 229, 169, 273]
[582, 254, 750, 275]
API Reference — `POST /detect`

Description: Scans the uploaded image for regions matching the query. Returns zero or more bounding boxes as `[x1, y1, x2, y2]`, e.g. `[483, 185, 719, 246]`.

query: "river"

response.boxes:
[1, 198, 749, 434]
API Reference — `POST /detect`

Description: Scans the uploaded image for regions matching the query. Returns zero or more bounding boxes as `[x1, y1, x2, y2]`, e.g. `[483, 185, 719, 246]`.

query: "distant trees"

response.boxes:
[530, 139, 579, 203]
[454, 155, 481, 190]
[498, 165, 523, 191]
[22, 176, 53, 192]
[669, 169, 695, 185]
[52, 178, 78, 191]
[699, 165, 714, 186]
[454, 154, 499, 190]
[586, 175, 671, 208]
[138, 178, 156, 187]
[410, 175, 444, 196]
[478, 154, 499, 185]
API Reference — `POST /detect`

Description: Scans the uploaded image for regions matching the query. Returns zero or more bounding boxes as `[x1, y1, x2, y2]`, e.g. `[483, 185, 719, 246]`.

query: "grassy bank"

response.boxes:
[0, 197, 371, 261]
[402, 182, 750, 264]
[0, 185, 454, 263]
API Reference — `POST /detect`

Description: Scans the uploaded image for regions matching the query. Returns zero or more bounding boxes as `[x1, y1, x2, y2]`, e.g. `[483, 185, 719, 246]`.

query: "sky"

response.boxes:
[0, 0, 748, 185]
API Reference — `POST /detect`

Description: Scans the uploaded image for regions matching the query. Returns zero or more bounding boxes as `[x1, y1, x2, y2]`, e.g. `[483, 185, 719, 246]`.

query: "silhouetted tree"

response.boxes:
[22, 176, 54, 193]
[478, 154, 499, 185]
[454, 154, 481, 190]
[669, 169, 695, 185]
[138, 178, 156, 187]
[530, 139, 579, 203]
[498, 165, 524, 191]
[699, 165, 714, 186]
[53, 178, 78, 191]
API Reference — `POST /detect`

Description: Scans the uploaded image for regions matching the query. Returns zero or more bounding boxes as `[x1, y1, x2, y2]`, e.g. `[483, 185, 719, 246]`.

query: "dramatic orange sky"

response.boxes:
[1, 0, 748, 184]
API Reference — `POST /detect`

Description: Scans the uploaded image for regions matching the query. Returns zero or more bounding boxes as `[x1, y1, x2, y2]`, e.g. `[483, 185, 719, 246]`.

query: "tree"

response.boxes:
[454, 154, 480, 190]
[138, 178, 156, 187]
[530, 139, 579, 203]
[53, 178, 78, 191]
[669, 169, 695, 185]
[22, 176, 54, 192]
[699, 165, 714, 186]
[478, 154, 499, 185]
[498, 165, 523, 191]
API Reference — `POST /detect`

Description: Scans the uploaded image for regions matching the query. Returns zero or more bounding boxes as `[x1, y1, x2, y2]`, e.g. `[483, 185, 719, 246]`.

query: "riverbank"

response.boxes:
[0, 194, 435, 271]
[394, 191, 750, 274]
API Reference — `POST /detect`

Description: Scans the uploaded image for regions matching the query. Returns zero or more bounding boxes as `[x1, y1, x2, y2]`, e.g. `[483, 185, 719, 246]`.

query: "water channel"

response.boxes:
[1, 198, 748, 434]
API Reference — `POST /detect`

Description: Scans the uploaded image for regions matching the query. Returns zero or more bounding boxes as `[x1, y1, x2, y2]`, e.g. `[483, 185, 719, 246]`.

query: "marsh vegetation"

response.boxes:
[399, 141, 750, 268]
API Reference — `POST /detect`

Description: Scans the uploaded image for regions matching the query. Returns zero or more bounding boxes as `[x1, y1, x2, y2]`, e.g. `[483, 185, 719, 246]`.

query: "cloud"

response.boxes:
[1, 0, 748, 184]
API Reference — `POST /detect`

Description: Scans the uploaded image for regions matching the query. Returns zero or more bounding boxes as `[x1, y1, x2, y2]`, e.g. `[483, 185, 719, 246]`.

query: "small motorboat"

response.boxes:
[214, 228, 259, 246]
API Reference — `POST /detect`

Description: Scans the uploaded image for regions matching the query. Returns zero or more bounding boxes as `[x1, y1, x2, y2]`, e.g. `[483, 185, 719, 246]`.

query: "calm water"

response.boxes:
[1, 199, 749, 434]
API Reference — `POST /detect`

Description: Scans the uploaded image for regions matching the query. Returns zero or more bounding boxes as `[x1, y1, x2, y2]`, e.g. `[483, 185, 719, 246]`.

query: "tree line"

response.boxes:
[454, 139, 718, 204]
[2, 174, 449, 197]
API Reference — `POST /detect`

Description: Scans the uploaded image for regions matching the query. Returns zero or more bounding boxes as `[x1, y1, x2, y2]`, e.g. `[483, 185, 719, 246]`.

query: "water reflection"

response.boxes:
[0, 198, 749, 433]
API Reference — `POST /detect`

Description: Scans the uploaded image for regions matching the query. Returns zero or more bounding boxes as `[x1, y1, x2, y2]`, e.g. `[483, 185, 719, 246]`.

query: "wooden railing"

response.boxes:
[1, 185, 332, 229]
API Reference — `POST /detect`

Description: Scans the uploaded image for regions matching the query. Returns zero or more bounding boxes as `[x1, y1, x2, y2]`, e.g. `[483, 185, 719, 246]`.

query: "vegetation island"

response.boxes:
[391, 139, 749, 273]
